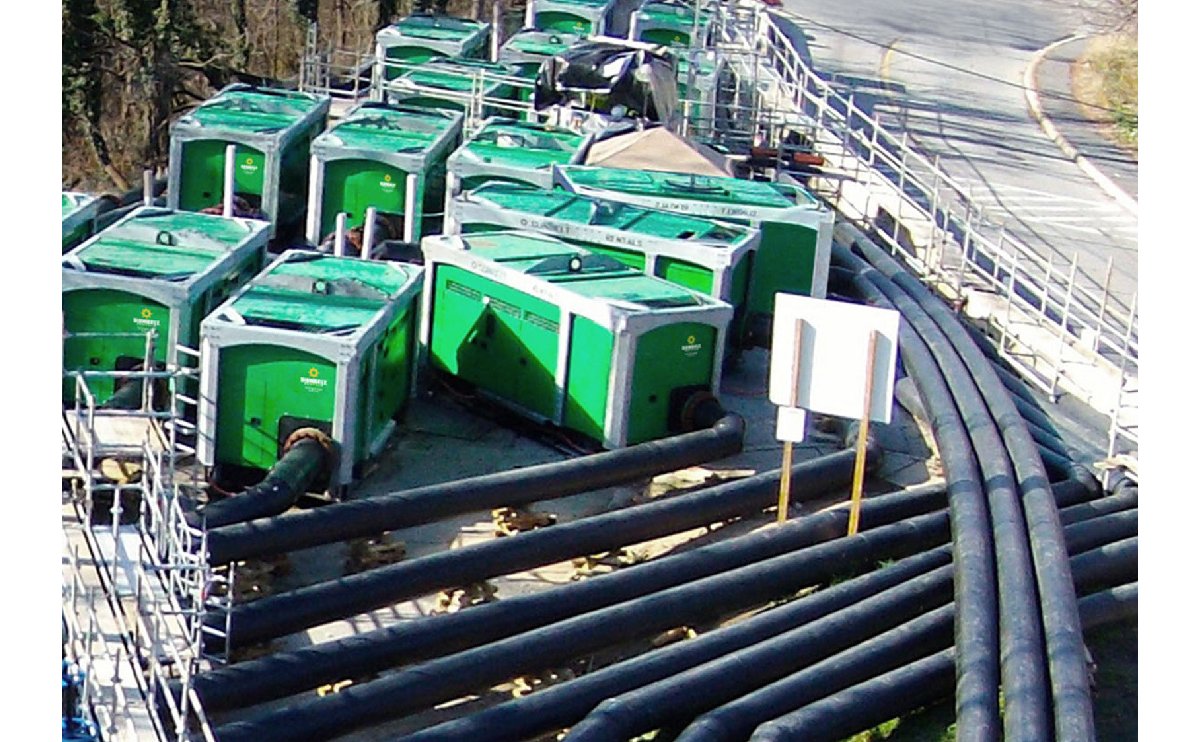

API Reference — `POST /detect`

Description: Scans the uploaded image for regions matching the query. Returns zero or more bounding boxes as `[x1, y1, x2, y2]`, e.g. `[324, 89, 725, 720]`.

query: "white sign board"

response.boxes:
[769, 293, 900, 441]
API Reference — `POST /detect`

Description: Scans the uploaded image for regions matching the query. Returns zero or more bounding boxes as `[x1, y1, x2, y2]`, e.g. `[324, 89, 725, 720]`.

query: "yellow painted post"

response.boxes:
[777, 319, 805, 524]
[847, 330, 879, 536]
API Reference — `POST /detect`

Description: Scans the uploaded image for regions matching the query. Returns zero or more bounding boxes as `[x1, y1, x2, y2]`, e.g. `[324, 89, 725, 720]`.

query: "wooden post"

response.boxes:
[847, 330, 879, 536]
[777, 319, 805, 524]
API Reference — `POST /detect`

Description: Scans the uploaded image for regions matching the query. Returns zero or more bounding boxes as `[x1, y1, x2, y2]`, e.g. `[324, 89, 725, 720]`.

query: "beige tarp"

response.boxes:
[584, 126, 734, 177]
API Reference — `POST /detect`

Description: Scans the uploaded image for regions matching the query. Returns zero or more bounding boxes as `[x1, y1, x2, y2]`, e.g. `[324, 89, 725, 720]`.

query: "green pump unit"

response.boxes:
[379, 57, 521, 116]
[498, 29, 585, 76]
[167, 84, 330, 240]
[554, 165, 834, 340]
[628, 0, 714, 47]
[525, 0, 616, 35]
[445, 117, 591, 209]
[421, 231, 733, 448]
[63, 192, 103, 252]
[373, 14, 491, 84]
[61, 207, 269, 404]
[307, 103, 464, 246]
[446, 181, 760, 344]
[198, 251, 424, 496]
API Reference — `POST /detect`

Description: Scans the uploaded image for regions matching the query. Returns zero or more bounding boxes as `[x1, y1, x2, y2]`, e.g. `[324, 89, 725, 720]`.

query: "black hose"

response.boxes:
[1051, 477, 1103, 510]
[185, 436, 330, 530]
[560, 573, 956, 742]
[211, 442, 879, 649]
[396, 546, 956, 742]
[845, 234, 1094, 742]
[675, 530, 1136, 742]
[1062, 509, 1138, 557]
[838, 246, 1031, 742]
[204, 412, 745, 564]
[99, 378, 147, 411]
[1058, 487, 1138, 526]
[1069, 538, 1137, 594]
[192, 482, 947, 712]
[744, 582, 1135, 742]
[671, 603, 957, 742]
[210, 512, 952, 742]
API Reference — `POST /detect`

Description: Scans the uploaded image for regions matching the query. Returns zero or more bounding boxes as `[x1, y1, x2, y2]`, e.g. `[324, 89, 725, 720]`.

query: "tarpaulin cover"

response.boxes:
[533, 39, 679, 122]
[585, 124, 733, 176]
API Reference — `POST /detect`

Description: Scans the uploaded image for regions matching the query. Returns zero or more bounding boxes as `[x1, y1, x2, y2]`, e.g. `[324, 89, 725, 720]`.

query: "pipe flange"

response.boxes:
[680, 390, 719, 432]
[283, 426, 334, 456]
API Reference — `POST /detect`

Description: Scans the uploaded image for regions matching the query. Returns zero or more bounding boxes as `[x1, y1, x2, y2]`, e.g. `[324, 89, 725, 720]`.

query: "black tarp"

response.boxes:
[533, 39, 679, 122]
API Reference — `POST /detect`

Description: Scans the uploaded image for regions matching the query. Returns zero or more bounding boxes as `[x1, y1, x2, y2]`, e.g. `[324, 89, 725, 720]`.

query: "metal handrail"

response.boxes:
[738, 6, 1137, 356]
[714, 4, 1137, 459]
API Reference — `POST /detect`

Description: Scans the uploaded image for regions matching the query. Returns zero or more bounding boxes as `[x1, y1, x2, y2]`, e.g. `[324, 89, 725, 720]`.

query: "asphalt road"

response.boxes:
[773, 0, 1138, 319]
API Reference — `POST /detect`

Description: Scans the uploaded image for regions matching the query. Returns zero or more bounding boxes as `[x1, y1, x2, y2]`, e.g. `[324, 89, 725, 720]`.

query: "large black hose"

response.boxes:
[185, 436, 330, 530]
[745, 582, 1135, 742]
[211, 512, 951, 742]
[1062, 509, 1138, 555]
[1069, 538, 1137, 594]
[671, 603, 957, 742]
[193, 481, 947, 712]
[395, 480, 1108, 742]
[677, 533, 1138, 742]
[211, 442, 879, 649]
[560, 574, 956, 742]
[838, 248, 1027, 741]
[397, 546, 955, 742]
[204, 412, 745, 564]
[1058, 487, 1137, 526]
[844, 234, 1094, 741]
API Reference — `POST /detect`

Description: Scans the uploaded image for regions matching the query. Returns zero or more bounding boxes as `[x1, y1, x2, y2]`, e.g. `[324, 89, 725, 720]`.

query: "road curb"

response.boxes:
[1023, 35, 1138, 217]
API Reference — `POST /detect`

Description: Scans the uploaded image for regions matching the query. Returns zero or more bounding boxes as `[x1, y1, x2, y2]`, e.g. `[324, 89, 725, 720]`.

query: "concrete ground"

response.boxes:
[203, 344, 940, 738]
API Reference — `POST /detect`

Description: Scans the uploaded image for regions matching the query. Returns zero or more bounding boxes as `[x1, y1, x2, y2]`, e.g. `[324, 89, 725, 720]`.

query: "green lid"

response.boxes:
[539, 0, 613, 9]
[558, 166, 821, 210]
[179, 86, 327, 135]
[399, 57, 514, 93]
[636, 1, 711, 24]
[454, 120, 587, 170]
[500, 29, 584, 58]
[450, 231, 708, 308]
[69, 210, 261, 279]
[380, 14, 489, 43]
[314, 105, 459, 155]
[468, 182, 747, 243]
[230, 253, 420, 332]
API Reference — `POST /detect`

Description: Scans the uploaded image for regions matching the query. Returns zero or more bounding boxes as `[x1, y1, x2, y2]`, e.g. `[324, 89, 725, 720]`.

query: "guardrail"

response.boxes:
[714, 4, 1137, 468]
[62, 350, 218, 740]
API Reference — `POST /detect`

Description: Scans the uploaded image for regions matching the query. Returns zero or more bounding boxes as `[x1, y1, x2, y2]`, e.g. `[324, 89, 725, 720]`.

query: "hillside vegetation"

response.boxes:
[61, 0, 483, 192]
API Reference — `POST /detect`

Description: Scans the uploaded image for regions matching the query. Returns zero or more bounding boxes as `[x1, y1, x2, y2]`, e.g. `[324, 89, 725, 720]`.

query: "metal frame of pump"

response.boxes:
[551, 164, 836, 301]
[526, 0, 617, 36]
[442, 117, 595, 218]
[419, 234, 733, 448]
[196, 251, 425, 496]
[371, 18, 493, 89]
[166, 89, 331, 237]
[627, 0, 715, 47]
[61, 209, 272, 392]
[305, 106, 465, 247]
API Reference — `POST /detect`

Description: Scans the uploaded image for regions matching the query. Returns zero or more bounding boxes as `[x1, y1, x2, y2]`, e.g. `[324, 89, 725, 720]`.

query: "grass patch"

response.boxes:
[1075, 34, 1139, 153]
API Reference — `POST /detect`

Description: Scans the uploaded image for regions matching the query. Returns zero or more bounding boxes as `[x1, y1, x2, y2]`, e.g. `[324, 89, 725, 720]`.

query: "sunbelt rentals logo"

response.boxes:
[380, 173, 397, 191]
[301, 366, 329, 392]
[240, 156, 259, 175]
[133, 307, 161, 329]
[681, 334, 703, 358]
